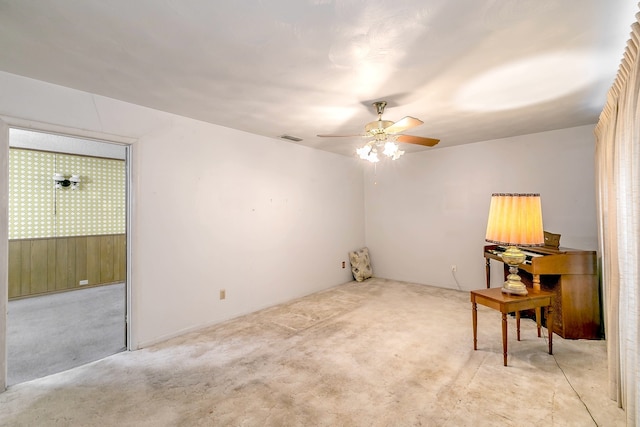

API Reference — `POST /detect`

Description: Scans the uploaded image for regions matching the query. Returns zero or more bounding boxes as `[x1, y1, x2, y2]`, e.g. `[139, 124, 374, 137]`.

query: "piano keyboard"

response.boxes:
[521, 250, 543, 258]
[490, 247, 543, 265]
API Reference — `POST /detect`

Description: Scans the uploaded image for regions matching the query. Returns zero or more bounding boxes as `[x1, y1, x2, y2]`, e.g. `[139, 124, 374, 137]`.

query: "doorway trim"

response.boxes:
[0, 116, 136, 392]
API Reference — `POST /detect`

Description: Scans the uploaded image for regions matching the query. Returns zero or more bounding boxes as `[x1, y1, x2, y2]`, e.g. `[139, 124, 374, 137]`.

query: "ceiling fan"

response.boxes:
[317, 101, 440, 162]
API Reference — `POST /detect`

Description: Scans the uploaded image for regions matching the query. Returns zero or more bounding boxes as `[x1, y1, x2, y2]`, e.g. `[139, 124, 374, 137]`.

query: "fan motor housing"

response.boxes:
[365, 120, 394, 134]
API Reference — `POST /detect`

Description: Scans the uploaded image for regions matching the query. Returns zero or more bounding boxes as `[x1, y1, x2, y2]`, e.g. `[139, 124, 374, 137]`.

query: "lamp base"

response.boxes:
[501, 275, 529, 296]
[500, 246, 528, 296]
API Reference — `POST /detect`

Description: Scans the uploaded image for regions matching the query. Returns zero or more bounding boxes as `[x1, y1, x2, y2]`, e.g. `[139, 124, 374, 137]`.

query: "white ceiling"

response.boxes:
[0, 1, 635, 157]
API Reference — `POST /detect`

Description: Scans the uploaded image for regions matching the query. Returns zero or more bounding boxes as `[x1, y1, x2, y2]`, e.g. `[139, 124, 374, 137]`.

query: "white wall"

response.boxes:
[364, 125, 597, 291]
[0, 71, 365, 348]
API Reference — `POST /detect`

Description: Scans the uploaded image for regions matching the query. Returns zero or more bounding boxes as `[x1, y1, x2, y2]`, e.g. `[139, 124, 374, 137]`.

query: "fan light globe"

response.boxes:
[383, 142, 397, 156]
[367, 150, 379, 163]
[383, 142, 405, 160]
[356, 145, 371, 159]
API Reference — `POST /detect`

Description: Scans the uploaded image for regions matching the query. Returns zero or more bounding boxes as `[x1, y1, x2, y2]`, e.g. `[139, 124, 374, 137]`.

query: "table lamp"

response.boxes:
[485, 193, 544, 295]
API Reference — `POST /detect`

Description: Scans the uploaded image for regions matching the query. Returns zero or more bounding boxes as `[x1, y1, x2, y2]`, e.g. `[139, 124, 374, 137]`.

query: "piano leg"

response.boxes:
[472, 300, 478, 350]
[502, 312, 508, 366]
[485, 257, 491, 288]
[533, 274, 541, 293]
[547, 305, 553, 355]
[533, 274, 542, 337]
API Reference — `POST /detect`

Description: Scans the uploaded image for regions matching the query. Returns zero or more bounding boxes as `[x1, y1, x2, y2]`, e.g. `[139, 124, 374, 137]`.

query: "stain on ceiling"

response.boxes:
[0, 1, 635, 157]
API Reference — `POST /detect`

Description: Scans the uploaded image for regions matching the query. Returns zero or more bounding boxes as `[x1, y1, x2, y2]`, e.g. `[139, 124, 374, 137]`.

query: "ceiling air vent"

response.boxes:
[280, 134, 303, 142]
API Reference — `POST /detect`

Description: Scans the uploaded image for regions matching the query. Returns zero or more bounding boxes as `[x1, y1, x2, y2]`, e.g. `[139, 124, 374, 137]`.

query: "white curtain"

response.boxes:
[594, 7, 640, 426]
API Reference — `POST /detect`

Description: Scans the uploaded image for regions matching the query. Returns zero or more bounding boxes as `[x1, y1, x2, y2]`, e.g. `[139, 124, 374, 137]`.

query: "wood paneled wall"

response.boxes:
[8, 234, 126, 299]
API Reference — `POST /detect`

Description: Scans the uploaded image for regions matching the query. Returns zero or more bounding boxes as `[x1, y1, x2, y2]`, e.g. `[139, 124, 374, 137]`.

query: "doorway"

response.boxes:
[5, 128, 130, 386]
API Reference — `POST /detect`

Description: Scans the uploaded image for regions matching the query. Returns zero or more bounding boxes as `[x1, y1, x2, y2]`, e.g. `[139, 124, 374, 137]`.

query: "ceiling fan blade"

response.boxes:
[396, 134, 440, 147]
[317, 133, 365, 138]
[384, 116, 423, 134]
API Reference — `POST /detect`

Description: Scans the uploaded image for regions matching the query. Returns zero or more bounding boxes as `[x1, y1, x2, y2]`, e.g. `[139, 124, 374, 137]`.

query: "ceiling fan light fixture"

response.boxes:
[356, 144, 372, 159]
[383, 141, 404, 160]
[356, 141, 403, 162]
[356, 143, 379, 162]
[322, 100, 439, 160]
[367, 151, 379, 163]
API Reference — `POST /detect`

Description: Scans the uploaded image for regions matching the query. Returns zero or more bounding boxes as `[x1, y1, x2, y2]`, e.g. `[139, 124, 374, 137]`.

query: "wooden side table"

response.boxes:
[470, 288, 554, 366]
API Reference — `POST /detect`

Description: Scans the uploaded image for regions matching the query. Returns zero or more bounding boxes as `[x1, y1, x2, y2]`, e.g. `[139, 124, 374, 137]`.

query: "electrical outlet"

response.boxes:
[342, 261, 346, 269]
[219, 289, 226, 300]
[451, 265, 457, 272]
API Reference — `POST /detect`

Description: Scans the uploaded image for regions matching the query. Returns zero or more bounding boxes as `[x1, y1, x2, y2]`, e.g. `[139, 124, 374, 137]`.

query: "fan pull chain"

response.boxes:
[374, 162, 378, 185]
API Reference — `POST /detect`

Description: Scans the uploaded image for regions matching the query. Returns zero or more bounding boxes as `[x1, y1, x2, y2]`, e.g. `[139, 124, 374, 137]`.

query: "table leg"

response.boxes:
[502, 312, 508, 366]
[535, 307, 542, 337]
[546, 305, 553, 355]
[516, 311, 521, 341]
[472, 300, 478, 350]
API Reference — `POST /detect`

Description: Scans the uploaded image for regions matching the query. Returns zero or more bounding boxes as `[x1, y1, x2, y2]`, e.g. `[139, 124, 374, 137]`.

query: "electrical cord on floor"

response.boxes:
[540, 327, 598, 426]
[451, 269, 462, 290]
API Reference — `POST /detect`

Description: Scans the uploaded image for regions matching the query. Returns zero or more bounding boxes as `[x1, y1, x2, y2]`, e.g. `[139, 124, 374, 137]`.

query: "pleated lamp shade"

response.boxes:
[485, 193, 545, 247]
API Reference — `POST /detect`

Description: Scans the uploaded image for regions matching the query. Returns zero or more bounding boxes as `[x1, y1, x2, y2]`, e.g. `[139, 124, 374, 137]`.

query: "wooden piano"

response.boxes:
[484, 244, 602, 340]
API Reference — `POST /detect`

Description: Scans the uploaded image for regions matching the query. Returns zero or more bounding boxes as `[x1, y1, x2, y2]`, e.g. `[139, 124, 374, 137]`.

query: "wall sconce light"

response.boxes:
[53, 173, 80, 190]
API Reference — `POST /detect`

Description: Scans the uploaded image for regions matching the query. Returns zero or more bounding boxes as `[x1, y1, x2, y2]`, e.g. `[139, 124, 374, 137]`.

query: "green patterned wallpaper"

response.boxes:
[9, 149, 126, 239]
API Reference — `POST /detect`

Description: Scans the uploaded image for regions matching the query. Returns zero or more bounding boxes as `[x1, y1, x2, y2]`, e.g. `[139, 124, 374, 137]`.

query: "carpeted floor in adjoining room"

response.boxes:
[6, 283, 126, 386]
[0, 278, 625, 426]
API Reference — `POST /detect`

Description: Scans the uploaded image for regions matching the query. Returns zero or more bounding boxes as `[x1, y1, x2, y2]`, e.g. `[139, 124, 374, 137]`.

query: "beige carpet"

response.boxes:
[0, 278, 624, 426]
